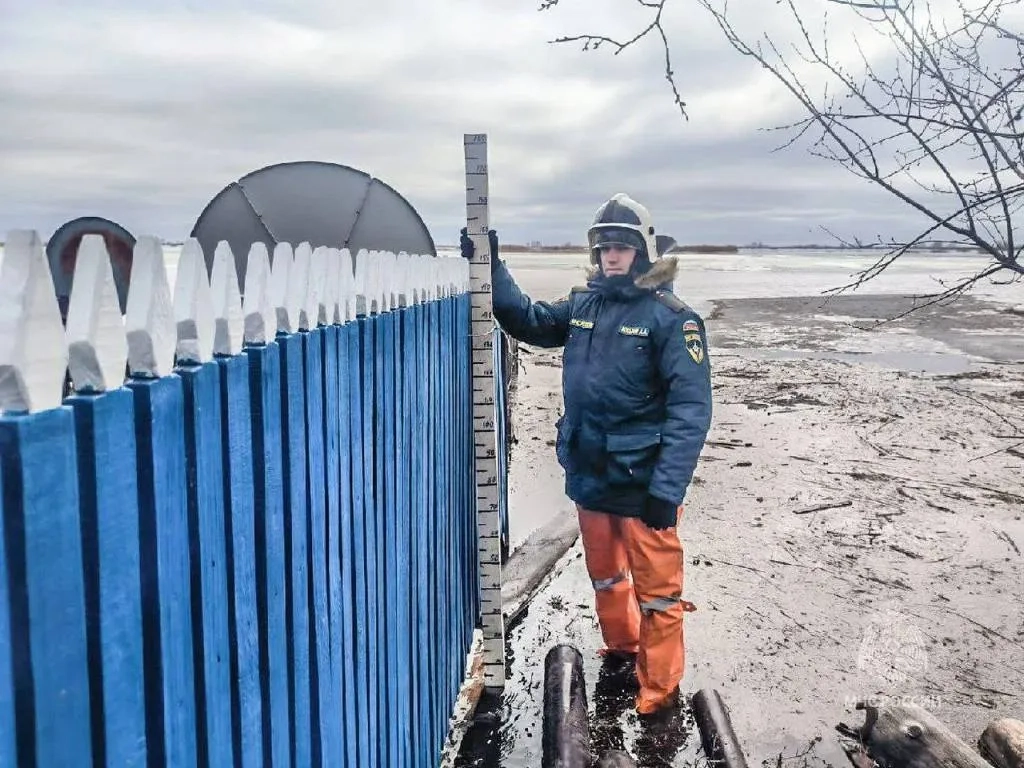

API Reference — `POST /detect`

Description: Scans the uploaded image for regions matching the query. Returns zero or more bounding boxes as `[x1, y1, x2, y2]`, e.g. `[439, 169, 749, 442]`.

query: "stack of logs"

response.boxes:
[542, 645, 753, 768]
[841, 704, 1023, 768]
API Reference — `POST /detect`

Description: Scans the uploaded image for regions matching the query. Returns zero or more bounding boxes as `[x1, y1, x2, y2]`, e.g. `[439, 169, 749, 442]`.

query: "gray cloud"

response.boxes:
[0, 0, 984, 248]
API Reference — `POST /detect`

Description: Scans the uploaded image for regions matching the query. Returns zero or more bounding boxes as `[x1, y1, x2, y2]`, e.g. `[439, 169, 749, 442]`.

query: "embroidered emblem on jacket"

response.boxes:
[684, 332, 704, 364]
[682, 319, 700, 333]
[618, 325, 650, 337]
[569, 318, 594, 329]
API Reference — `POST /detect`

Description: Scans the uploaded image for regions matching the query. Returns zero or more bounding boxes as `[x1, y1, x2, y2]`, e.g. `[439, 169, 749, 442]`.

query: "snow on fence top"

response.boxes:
[0, 230, 470, 414]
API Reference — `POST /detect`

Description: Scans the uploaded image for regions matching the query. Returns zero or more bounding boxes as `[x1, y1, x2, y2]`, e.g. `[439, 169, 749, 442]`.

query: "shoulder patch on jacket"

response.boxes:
[653, 289, 689, 313]
[684, 330, 705, 364]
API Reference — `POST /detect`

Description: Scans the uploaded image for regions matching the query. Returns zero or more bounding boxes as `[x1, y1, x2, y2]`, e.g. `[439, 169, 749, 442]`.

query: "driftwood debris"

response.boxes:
[692, 689, 751, 768]
[596, 749, 638, 767]
[841, 703, 992, 768]
[979, 718, 1024, 768]
[793, 500, 854, 515]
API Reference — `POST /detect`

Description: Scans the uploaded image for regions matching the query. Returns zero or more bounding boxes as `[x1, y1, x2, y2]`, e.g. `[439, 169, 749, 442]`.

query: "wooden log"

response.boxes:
[979, 718, 1024, 768]
[847, 703, 993, 768]
[693, 688, 751, 768]
[542, 644, 589, 768]
[597, 750, 638, 767]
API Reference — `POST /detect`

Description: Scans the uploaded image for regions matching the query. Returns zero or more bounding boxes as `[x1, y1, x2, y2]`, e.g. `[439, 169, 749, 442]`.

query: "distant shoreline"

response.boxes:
[433, 243, 991, 254]
[499, 243, 741, 254]
[0, 241, 989, 255]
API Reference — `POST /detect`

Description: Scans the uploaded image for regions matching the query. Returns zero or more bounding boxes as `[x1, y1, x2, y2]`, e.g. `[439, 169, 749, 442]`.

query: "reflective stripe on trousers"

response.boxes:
[593, 572, 627, 592]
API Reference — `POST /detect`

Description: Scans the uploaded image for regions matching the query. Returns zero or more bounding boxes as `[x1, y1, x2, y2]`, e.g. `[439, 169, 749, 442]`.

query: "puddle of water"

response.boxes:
[717, 347, 976, 375]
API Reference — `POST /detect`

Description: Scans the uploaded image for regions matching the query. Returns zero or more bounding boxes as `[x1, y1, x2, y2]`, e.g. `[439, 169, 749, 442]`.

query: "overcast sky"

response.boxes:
[0, 0, 1001, 247]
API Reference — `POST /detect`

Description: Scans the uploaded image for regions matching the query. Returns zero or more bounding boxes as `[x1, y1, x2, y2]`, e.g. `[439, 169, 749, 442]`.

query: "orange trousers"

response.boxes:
[577, 505, 692, 714]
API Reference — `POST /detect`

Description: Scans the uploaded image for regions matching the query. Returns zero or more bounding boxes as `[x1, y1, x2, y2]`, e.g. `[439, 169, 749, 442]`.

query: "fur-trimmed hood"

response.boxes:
[585, 255, 679, 292]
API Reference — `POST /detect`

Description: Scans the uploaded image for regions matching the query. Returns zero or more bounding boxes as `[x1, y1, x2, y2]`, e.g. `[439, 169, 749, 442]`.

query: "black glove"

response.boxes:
[642, 494, 678, 530]
[459, 227, 501, 273]
[459, 227, 474, 259]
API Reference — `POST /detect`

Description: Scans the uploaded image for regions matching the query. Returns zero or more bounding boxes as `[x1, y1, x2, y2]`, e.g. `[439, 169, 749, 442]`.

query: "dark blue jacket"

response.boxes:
[491, 256, 713, 517]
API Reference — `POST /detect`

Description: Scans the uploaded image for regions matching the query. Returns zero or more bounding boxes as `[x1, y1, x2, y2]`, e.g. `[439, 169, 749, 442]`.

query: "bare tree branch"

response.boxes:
[541, 0, 1024, 302]
[542, 0, 689, 119]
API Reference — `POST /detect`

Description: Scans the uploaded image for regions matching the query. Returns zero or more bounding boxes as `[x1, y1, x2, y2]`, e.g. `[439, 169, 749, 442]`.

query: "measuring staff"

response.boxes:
[459, 192, 713, 716]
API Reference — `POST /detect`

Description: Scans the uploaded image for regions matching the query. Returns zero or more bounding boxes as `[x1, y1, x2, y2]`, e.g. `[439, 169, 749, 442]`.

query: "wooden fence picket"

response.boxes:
[245, 330, 289, 768]
[0, 472, 13, 768]
[0, 407, 91, 768]
[0, 226, 492, 768]
[65, 234, 127, 394]
[216, 346, 264, 768]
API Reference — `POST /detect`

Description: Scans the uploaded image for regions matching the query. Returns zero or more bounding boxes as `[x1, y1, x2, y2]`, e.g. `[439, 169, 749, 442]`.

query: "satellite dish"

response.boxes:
[190, 160, 436, 287]
[46, 216, 136, 320]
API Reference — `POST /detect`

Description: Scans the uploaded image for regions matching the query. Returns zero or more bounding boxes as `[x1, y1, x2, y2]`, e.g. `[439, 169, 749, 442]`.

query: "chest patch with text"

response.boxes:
[569, 317, 594, 329]
[618, 325, 650, 337]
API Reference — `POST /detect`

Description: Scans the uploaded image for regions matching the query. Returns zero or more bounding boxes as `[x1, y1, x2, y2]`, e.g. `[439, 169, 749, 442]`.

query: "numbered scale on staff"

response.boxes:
[463, 132, 507, 690]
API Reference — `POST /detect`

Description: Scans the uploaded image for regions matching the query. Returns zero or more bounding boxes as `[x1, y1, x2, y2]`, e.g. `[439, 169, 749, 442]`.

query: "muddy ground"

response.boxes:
[455, 293, 1024, 768]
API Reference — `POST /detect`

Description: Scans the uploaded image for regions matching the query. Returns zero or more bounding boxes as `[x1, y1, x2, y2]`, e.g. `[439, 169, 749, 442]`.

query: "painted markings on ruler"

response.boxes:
[466, 131, 505, 688]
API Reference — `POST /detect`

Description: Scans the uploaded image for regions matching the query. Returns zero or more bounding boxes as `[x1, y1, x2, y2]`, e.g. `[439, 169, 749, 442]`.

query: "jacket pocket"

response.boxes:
[605, 429, 662, 487]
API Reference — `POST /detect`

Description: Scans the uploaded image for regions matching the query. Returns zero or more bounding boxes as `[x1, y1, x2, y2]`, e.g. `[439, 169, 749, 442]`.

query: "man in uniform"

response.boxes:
[460, 193, 713, 715]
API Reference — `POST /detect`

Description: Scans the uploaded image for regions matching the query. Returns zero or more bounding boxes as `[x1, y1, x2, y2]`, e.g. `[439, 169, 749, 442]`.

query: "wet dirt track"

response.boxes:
[456, 294, 1024, 768]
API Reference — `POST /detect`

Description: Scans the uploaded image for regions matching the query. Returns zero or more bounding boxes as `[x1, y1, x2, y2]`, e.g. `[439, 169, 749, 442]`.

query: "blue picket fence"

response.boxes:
[0, 285, 483, 766]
